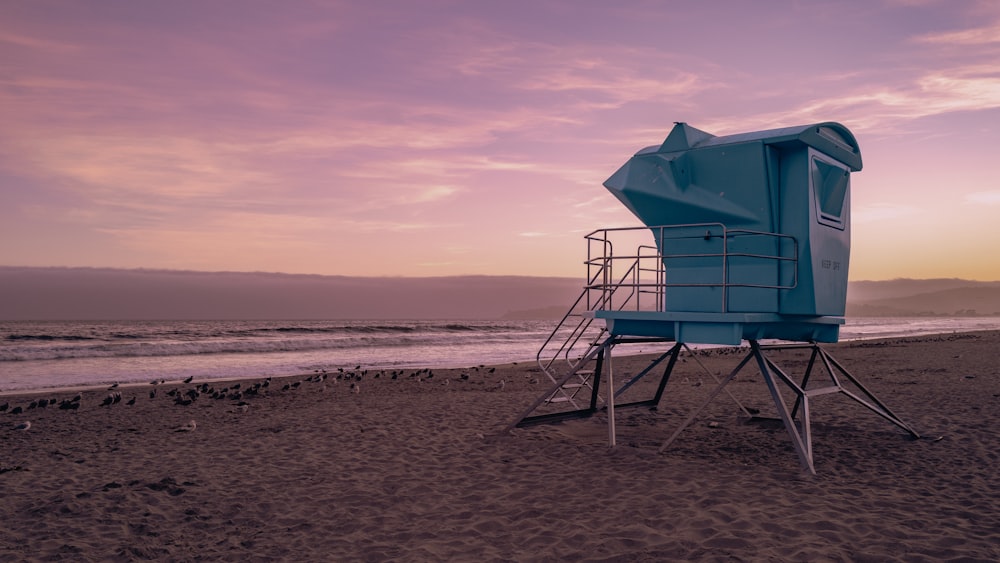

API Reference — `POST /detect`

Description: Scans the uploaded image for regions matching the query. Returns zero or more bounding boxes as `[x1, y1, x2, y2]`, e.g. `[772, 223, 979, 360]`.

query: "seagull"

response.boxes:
[13, 421, 30, 431]
[175, 420, 197, 432]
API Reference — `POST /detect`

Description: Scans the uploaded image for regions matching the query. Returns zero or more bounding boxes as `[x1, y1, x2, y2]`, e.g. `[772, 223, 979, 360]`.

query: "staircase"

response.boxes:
[535, 240, 657, 409]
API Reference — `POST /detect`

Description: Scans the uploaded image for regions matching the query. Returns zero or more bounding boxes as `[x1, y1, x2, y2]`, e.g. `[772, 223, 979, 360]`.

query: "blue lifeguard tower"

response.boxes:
[507, 122, 919, 473]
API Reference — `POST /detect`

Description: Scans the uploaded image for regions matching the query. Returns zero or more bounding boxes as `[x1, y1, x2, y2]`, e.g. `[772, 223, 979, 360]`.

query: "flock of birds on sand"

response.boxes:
[4, 364, 508, 432]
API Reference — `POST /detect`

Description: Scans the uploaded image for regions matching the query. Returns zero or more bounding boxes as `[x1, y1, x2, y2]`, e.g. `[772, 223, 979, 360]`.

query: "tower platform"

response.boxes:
[591, 310, 843, 346]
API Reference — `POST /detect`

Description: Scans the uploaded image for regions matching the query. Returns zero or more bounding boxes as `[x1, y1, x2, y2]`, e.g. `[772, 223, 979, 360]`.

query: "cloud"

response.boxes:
[0, 30, 81, 53]
[964, 191, 1000, 205]
[9, 134, 276, 200]
[915, 22, 1000, 45]
[703, 64, 1000, 137]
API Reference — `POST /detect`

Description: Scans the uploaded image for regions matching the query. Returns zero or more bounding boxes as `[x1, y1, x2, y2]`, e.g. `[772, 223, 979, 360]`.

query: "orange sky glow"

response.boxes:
[2, 0, 999, 280]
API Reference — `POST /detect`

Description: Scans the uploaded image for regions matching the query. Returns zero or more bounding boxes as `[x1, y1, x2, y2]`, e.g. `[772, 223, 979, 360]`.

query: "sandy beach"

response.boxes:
[2, 331, 999, 561]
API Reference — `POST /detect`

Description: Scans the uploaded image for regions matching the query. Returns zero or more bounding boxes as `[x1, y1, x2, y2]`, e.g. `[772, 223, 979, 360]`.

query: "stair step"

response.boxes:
[547, 396, 572, 403]
[561, 383, 587, 389]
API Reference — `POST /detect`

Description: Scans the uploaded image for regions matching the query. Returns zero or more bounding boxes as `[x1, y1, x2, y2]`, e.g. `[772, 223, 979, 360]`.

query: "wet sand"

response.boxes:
[2, 331, 999, 561]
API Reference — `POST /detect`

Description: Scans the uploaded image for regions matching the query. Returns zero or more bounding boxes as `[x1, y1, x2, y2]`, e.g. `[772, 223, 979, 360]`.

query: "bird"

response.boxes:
[149, 389, 157, 399]
[58, 399, 79, 410]
[13, 421, 30, 431]
[489, 380, 506, 392]
[183, 376, 194, 384]
[126, 397, 136, 406]
[350, 383, 360, 394]
[175, 420, 197, 432]
[109, 382, 119, 390]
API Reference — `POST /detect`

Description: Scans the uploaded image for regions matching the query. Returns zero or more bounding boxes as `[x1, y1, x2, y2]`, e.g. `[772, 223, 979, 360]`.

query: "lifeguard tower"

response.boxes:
[507, 122, 919, 473]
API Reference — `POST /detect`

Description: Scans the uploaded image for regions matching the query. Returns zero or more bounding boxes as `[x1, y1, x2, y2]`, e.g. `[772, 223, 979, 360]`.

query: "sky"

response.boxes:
[2, 0, 999, 281]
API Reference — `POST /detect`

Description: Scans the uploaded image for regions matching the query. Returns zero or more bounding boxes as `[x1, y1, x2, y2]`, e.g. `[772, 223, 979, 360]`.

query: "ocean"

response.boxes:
[2, 317, 1000, 393]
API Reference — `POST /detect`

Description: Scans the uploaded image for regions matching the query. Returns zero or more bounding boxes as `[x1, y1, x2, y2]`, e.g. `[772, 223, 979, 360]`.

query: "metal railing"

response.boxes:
[583, 224, 798, 314]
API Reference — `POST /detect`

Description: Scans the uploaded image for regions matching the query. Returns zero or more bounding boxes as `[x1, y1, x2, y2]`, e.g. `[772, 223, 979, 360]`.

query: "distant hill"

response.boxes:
[2, 267, 998, 320]
[846, 284, 1000, 317]
[847, 278, 1000, 303]
[0, 266, 581, 321]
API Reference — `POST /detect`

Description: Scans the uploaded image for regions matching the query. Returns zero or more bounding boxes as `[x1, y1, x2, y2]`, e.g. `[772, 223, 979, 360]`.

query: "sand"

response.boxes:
[2, 331, 1000, 562]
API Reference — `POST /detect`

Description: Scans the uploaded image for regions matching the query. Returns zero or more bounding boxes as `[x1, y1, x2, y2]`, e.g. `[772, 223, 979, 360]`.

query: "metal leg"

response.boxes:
[658, 351, 755, 453]
[790, 346, 820, 420]
[683, 343, 753, 418]
[819, 349, 920, 438]
[606, 345, 616, 448]
[751, 341, 815, 474]
[589, 348, 605, 412]
[614, 344, 679, 400]
[650, 343, 682, 405]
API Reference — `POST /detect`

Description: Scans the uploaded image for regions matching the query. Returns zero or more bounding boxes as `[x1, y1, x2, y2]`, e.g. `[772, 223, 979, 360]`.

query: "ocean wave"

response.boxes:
[0, 336, 414, 361]
[246, 323, 514, 335]
[6, 334, 99, 342]
[0, 319, 554, 364]
[0, 333, 547, 362]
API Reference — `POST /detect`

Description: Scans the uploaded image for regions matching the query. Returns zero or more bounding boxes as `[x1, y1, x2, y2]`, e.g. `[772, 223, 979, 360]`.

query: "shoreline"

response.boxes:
[2, 326, 998, 399]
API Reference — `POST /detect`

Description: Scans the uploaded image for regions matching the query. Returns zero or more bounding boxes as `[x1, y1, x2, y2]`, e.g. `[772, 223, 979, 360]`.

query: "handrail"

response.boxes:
[584, 224, 798, 314]
[536, 252, 643, 373]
